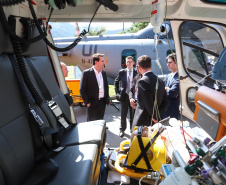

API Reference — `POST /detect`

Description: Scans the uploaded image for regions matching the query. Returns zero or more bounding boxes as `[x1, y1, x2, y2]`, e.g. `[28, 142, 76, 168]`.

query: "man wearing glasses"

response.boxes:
[115, 56, 137, 137]
[163, 53, 180, 119]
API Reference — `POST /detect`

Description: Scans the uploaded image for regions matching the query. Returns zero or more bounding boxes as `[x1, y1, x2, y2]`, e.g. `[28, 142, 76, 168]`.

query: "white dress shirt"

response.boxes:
[93, 66, 104, 98]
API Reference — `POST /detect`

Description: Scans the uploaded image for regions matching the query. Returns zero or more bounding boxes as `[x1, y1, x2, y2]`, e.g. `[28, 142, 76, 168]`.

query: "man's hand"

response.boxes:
[130, 98, 136, 109]
[165, 87, 170, 91]
[152, 118, 158, 124]
[116, 93, 121, 101]
[87, 103, 91, 107]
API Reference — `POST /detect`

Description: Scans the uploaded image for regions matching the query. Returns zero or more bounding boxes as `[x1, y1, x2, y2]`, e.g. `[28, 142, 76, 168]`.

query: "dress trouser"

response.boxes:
[86, 99, 106, 121]
[120, 93, 134, 132]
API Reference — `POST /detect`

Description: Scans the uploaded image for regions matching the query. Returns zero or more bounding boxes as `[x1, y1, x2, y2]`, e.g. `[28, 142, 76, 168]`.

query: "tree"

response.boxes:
[118, 22, 149, 34]
[87, 27, 106, 36]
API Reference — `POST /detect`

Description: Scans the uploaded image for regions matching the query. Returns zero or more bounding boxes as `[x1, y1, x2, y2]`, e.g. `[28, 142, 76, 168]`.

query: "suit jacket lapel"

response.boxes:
[90, 67, 99, 91]
[122, 69, 127, 84]
[102, 70, 106, 90]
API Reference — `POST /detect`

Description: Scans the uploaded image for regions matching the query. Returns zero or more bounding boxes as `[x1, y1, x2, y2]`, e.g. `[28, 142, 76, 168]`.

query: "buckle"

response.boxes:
[58, 116, 69, 128]
[48, 100, 62, 117]
[48, 100, 69, 129]
[30, 108, 44, 126]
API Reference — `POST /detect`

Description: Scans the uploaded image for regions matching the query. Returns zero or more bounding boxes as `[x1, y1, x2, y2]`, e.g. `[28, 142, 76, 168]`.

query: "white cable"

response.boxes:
[194, 73, 212, 86]
[139, 174, 146, 185]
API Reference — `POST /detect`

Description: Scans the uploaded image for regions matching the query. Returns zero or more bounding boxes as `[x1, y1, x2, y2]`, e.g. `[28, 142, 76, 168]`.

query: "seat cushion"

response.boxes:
[61, 120, 106, 149]
[49, 144, 99, 185]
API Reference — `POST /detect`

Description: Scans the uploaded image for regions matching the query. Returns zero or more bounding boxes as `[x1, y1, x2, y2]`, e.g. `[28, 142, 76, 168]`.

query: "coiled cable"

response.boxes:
[28, 0, 88, 52]
[10, 38, 43, 105]
[0, 5, 47, 44]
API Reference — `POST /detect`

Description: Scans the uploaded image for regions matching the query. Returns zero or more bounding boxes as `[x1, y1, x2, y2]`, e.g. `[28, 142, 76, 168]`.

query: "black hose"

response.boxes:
[0, 5, 47, 44]
[95, 0, 118, 12]
[0, 0, 24, 6]
[28, 0, 88, 52]
[10, 37, 43, 105]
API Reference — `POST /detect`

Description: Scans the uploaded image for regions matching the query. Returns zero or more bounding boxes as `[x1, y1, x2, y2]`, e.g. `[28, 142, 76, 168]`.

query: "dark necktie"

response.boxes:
[126, 70, 131, 94]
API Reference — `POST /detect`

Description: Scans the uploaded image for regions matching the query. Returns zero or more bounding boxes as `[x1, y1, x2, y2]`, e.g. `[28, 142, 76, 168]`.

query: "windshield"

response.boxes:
[180, 21, 225, 88]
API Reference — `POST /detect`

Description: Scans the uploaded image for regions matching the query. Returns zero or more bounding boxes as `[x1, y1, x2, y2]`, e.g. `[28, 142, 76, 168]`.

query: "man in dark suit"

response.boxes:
[132, 55, 168, 130]
[79, 53, 110, 121]
[129, 65, 142, 110]
[163, 53, 180, 119]
[115, 56, 137, 137]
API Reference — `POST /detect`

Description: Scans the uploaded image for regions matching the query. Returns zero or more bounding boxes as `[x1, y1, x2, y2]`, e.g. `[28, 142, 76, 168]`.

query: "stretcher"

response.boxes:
[109, 126, 167, 179]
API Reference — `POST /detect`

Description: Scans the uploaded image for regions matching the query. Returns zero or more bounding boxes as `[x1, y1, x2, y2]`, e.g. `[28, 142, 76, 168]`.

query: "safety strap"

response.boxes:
[132, 126, 152, 170]
[25, 57, 75, 129]
[132, 126, 165, 170]
[120, 128, 152, 172]
[8, 54, 59, 184]
[8, 54, 57, 141]
[121, 163, 152, 173]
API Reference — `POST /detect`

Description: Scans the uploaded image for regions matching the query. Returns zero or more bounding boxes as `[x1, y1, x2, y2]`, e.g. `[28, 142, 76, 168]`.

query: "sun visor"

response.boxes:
[212, 47, 226, 80]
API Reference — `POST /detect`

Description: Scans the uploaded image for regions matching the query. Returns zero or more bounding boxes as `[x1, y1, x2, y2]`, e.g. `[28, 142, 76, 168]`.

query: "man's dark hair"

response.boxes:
[92, 53, 104, 65]
[126, 56, 134, 61]
[137, 55, 152, 69]
[166, 53, 176, 64]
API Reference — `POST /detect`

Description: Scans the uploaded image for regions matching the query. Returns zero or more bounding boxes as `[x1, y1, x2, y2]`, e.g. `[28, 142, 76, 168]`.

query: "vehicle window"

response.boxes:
[202, 0, 226, 4]
[167, 49, 175, 57]
[187, 87, 197, 113]
[180, 22, 223, 85]
[121, 49, 137, 68]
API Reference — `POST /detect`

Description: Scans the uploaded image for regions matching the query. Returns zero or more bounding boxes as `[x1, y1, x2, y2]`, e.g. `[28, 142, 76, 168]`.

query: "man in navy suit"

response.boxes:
[80, 53, 110, 121]
[115, 56, 137, 137]
[132, 55, 168, 130]
[163, 53, 180, 119]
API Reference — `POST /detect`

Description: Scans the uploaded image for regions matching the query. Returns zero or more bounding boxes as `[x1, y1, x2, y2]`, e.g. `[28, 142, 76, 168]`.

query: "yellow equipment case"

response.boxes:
[115, 126, 167, 178]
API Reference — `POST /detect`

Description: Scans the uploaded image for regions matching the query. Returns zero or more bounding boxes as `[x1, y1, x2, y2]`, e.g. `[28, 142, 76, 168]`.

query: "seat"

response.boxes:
[0, 53, 105, 185]
[25, 56, 106, 150]
[193, 86, 226, 141]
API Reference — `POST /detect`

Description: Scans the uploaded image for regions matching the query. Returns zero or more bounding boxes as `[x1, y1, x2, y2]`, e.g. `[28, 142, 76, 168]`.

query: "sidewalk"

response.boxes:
[73, 102, 131, 148]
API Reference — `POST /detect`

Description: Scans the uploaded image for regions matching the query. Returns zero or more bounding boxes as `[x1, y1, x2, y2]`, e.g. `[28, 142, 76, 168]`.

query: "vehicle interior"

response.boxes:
[1, 0, 226, 185]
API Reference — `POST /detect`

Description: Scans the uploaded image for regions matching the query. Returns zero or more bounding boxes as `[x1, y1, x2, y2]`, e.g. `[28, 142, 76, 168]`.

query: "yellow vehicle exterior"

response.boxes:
[66, 79, 83, 104]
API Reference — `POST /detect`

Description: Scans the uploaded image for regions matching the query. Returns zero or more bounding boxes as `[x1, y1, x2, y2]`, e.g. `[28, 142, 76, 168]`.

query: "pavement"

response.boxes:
[73, 101, 131, 148]
[73, 100, 199, 149]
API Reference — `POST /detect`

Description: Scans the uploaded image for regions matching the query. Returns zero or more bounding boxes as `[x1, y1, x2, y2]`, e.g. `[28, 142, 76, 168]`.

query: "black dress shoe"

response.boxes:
[119, 131, 124, 137]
